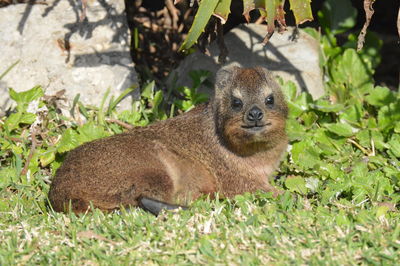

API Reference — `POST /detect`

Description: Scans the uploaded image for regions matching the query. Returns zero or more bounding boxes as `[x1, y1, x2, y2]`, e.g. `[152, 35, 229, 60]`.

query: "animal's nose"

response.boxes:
[247, 106, 263, 122]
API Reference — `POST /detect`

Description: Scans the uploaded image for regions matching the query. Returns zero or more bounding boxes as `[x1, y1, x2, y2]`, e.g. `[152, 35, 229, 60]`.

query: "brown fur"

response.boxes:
[48, 66, 288, 213]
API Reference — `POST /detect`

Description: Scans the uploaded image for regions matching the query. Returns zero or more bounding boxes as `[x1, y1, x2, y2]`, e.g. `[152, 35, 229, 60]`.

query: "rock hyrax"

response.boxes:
[48, 65, 288, 215]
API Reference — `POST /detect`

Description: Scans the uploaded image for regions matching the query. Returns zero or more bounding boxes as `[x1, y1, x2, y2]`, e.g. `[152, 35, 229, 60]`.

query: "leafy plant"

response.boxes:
[305, 0, 383, 103]
[0, 86, 45, 186]
[278, 76, 400, 207]
[173, 70, 210, 111]
[179, 0, 313, 51]
[179, 0, 397, 52]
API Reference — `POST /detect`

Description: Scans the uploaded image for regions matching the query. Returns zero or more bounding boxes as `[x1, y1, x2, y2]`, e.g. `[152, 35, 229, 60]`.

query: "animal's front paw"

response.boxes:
[139, 197, 188, 216]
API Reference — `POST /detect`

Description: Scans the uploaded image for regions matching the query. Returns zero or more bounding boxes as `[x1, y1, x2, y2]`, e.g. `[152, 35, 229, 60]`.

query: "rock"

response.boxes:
[170, 24, 324, 99]
[0, 0, 137, 116]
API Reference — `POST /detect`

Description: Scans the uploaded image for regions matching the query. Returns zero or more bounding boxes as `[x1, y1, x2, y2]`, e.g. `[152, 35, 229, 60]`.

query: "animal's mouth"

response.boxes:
[241, 122, 271, 131]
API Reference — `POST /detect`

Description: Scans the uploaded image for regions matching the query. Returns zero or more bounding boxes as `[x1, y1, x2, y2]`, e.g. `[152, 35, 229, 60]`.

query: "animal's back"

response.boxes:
[49, 104, 218, 212]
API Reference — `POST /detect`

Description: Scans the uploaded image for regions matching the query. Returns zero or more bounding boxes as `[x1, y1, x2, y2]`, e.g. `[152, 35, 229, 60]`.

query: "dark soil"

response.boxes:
[124, 0, 195, 83]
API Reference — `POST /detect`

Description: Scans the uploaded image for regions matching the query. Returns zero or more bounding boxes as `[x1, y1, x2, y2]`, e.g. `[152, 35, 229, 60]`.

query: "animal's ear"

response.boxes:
[215, 63, 241, 90]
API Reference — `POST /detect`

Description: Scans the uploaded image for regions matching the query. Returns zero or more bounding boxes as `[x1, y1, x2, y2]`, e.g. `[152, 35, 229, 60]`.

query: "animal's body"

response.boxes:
[48, 66, 288, 214]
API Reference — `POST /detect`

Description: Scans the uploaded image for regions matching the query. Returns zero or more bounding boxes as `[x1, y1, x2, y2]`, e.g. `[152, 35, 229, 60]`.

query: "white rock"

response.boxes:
[0, 0, 137, 116]
[170, 24, 324, 99]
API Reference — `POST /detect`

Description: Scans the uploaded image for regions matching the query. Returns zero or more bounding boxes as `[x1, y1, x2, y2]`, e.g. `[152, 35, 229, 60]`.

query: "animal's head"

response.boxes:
[212, 65, 288, 156]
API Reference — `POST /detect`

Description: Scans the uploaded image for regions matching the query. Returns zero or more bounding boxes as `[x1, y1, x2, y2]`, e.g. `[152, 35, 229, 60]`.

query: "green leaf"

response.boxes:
[78, 101, 89, 119]
[395, 122, 400, 133]
[118, 110, 141, 125]
[193, 92, 209, 105]
[322, 164, 345, 180]
[371, 130, 387, 150]
[108, 85, 138, 115]
[213, 0, 231, 24]
[289, 0, 313, 24]
[242, 0, 265, 21]
[199, 238, 216, 258]
[305, 177, 319, 192]
[302, 27, 320, 41]
[300, 112, 318, 127]
[57, 128, 80, 153]
[0, 60, 20, 80]
[98, 88, 111, 125]
[287, 102, 305, 118]
[336, 210, 351, 226]
[280, 80, 298, 101]
[365, 86, 396, 107]
[321, 35, 341, 57]
[313, 128, 338, 155]
[288, 92, 312, 118]
[366, 116, 377, 128]
[176, 100, 195, 112]
[378, 101, 400, 132]
[324, 123, 355, 137]
[285, 176, 308, 194]
[50, 159, 63, 175]
[339, 103, 362, 125]
[40, 151, 56, 167]
[294, 92, 313, 109]
[356, 129, 370, 148]
[180, 0, 219, 51]
[0, 200, 9, 211]
[344, 32, 383, 69]
[388, 134, 400, 158]
[11, 145, 23, 155]
[318, 0, 357, 35]
[3, 112, 36, 131]
[189, 70, 211, 89]
[311, 99, 345, 113]
[152, 90, 164, 112]
[286, 119, 306, 141]
[0, 138, 11, 151]
[265, 0, 279, 33]
[330, 49, 372, 95]
[77, 122, 110, 144]
[13, 151, 22, 177]
[141, 81, 155, 99]
[376, 205, 389, 218]
[4, 112, 22, 131]
[9, 86, 44, 106]
[291, 139, 320, 169]
[20, 113, 37, 125]
[0, 167, 16, 188]
[351, 161, 368, 178]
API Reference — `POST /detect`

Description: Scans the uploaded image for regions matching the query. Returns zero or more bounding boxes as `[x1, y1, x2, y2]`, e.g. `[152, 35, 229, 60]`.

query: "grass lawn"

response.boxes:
[1, 186, 399, 264]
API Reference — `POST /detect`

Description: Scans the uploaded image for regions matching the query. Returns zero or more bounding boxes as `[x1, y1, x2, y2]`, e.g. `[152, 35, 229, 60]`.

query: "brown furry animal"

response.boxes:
[48, 65, 288, 215]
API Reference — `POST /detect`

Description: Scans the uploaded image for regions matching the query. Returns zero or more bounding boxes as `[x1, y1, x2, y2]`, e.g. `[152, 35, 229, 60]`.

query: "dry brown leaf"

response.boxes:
[397, 7, 400, 39]
[357, 0, 375, 51]
[77, 230, 118, 244]
[377, 202, 397, 212]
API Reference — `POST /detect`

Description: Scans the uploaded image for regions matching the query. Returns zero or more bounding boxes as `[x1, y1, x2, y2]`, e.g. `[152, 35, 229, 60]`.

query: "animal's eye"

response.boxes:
[231, 97, 243, 111]
[265, 94, 274, 107]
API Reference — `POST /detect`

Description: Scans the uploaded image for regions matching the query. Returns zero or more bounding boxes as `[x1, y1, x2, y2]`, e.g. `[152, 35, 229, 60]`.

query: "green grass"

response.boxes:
[0, 188, 399, 264]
